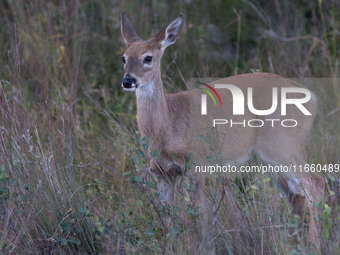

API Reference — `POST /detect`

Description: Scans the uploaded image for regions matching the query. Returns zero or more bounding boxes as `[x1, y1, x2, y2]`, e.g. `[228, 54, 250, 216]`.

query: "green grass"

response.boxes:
[0, 0, 339, 254]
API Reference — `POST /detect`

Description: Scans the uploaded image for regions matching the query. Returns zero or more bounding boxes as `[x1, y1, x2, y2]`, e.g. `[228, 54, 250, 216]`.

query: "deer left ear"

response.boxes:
[155, 14, 182, 51]
[121, 11, 142, 47]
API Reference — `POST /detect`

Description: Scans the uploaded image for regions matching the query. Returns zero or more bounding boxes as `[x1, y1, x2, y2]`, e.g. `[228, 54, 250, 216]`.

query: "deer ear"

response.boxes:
[155, 14, 182, 51]
[121, 12, 142, 47]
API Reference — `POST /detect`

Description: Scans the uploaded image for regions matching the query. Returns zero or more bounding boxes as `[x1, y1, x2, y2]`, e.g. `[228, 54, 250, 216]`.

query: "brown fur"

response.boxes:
[120, 11, 325, 253]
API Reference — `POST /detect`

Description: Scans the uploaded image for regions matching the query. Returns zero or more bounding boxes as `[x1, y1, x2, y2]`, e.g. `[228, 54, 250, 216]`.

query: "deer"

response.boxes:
[120, 11, 325, 254]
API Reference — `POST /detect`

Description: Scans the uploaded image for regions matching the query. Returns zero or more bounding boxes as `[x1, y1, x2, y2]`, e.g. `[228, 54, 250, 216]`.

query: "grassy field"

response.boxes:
[0, 0, 339, 254]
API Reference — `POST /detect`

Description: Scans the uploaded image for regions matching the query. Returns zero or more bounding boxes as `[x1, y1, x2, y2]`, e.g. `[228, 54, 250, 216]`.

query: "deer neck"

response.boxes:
[135, 75, 170, 142]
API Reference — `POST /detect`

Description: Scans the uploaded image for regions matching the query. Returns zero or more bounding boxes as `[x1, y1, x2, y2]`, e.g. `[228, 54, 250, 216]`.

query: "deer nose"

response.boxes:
[121, 75, 136, 88]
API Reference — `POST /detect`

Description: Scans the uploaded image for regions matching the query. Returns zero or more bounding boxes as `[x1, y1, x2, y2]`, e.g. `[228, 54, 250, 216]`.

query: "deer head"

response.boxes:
[120, 12, 182, 96]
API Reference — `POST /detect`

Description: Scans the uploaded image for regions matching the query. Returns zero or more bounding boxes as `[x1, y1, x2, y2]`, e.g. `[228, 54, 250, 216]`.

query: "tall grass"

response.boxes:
[0, 0, 339, 254]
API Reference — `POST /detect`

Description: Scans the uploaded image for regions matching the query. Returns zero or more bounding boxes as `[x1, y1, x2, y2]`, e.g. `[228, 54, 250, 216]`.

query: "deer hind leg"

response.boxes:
[258, 151, 324, 250]
[282, 172, 325, 250]
[255, 121, 325, 249]
[288, 189, 306, 244]
[269, 176, 306, 246]
[256, 149, 310, 247]
[300, 173, 325, 249]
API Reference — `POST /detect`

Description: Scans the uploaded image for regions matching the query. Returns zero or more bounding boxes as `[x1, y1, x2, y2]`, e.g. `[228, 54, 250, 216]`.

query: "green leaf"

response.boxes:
[137, 149, 145, 158]
[0, 177, 8, 185]
[147, 181, 155, 189]
[187, 207, 195, 215]
[327, 173, 335, 182]
[67, 238, 80, 245]
[76, 212, 84, 219]
[60, 222, 69, 228]
[63, 225, 71, 233]
[151, 149, 159, 158]
[22, 194, 28, 202]
[61, 238, 67, 246]
[197, 134, 206, 142]
[155, 243, 162, 251]
[147, 229, 155, 236]
[141, 137, 149, 151]
[94, 179, 103, 185]
[123, 171, 132, 176]
[134, 175, 142, 182]
[288, 249, 297, 255]
[131, 156, 137, 162]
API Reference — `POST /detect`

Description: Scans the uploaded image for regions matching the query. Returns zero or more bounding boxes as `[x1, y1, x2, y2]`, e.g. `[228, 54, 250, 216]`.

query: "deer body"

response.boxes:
[120, 12, 325, 253]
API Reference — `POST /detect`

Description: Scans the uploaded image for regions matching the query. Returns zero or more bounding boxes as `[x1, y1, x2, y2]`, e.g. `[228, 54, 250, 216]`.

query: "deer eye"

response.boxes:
[144, 56, 153, 63]
[122, 57, 125, 64]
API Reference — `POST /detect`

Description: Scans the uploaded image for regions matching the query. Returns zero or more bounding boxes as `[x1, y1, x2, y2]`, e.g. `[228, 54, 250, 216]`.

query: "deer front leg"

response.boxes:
[151, 161, 183, 205]
[147, 168, 175, 255]
[197, 177, 216, 255]
[156, 174, 176, 205]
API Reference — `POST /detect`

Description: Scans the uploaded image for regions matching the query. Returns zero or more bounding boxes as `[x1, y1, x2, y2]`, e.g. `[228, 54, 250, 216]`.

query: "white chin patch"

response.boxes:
[136, 82, 154, 98]
[123, 86, 136, 92]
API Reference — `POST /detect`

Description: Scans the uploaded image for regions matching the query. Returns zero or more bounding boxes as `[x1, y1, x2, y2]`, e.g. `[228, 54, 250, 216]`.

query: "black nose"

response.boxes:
[122, 75, 136, 88]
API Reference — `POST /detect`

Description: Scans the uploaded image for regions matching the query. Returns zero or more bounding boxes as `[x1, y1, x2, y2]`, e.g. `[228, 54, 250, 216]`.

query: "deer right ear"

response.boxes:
[121, 12, 141, 47]
[155, 14, 183, 51]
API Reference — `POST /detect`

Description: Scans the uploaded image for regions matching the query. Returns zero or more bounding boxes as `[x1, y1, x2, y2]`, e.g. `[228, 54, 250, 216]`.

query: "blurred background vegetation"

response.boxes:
[0, 0, 339, 254]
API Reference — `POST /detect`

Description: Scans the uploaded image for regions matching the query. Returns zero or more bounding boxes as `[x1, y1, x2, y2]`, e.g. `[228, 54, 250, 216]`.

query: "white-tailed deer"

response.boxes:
[120, 11, 325, 253]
